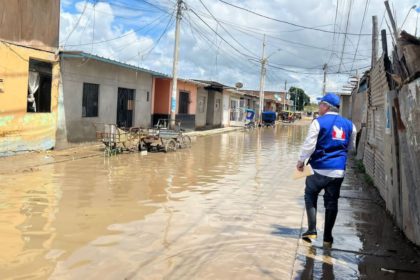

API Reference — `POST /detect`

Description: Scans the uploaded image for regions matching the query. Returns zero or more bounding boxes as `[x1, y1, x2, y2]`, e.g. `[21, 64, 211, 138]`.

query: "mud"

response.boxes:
[0, 124, 419, 279]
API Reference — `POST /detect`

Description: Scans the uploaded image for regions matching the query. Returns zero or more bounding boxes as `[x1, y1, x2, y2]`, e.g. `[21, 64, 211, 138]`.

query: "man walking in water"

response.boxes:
[296, 93, 356, 245]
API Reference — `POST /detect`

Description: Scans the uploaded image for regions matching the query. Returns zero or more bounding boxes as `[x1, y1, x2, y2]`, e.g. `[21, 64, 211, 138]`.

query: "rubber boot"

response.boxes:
[323, 209, 338, 246]
[302, 207, 317, 240]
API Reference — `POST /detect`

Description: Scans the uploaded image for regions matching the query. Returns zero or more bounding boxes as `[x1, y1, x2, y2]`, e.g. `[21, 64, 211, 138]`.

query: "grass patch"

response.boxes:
[355, 159, 366, 173]
[364, 174, 374, 186]
[353, 159, 375, 186]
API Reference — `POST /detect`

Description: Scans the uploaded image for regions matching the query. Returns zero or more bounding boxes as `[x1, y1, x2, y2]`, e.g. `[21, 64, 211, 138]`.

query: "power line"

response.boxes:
[197, 0, 258, 58]
[327, 0, 340, 64]
[129, 0, 173, 14]
[64, 12, 170, 47]
[184, 14, 260, 76]
[218, 0, 372, 36]
[338, 0, 354, 72]
[188, 8, 257, 59]
[195, 13, 372, 58]
[186, 8, 370, 75]
[86, 2, 162, 18]
[192, 8, 336, 35]
[124, 8, 176, 62]
[91, 0, 97, 53]
[61, 0, 89, 47]
[350, 0, 370, 72]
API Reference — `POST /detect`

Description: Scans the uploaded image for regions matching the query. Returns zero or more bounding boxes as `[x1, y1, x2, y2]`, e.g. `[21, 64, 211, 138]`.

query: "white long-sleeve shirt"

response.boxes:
[298, 112, 357, 178]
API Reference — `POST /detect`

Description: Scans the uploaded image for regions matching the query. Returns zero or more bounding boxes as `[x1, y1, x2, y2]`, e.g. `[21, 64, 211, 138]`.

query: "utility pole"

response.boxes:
[322, 63, 327, 96]
[283, 80, 287, 111]
[381, 29, 388, 57]
[384, 1, 399, 40]
[258, 34, 266, 124]
[170, 0, 183, 129]
[372, 15, 378, 67]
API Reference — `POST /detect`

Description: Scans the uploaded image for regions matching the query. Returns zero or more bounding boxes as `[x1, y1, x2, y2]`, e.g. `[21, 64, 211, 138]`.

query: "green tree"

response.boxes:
[289, 87, 310, 111]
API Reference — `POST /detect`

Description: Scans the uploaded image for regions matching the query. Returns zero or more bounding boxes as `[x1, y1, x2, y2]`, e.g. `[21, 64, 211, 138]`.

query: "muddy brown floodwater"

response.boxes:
[2, 124, 420, 280]
[0, 126, 307, 279]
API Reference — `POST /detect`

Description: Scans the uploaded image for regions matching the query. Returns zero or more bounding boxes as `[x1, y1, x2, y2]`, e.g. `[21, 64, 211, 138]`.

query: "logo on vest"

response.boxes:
[332, 125, 346, 141]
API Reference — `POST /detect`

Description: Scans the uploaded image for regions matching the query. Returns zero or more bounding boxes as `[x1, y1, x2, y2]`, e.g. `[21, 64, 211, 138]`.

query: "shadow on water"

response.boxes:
[271, 225, 302, 239]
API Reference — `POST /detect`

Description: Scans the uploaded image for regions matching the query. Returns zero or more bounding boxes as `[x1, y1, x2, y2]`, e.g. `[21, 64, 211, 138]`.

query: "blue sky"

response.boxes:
[60, 0, 420, 101]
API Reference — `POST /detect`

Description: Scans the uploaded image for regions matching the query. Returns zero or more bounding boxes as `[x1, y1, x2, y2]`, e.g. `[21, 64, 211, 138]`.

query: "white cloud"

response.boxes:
[60, 0, 419, 102]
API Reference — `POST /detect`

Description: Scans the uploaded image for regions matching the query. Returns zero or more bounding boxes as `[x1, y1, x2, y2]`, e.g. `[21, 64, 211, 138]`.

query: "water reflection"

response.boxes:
[0, 125, 308, 279]
[298, 246, 335, 280]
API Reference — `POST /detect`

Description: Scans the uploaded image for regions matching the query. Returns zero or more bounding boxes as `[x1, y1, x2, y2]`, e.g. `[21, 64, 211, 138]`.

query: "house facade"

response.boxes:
[60, 51, 159, 142]
[241, 89, 287, 117]
[0, 0, 60, 156]
[152, 78, 206, 130]
[195, 81, 225, 129]
[222, 88, 246, 127]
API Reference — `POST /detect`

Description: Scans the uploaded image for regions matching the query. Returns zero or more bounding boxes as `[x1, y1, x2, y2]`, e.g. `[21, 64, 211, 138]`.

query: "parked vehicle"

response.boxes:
[95, 124, 145, 156]
[95, 120, 192, 156]
[261, 111, 276, 127]
[140, 119, 191, 152]
[281, 111, 295, 123]
[244, 109, 256, 130]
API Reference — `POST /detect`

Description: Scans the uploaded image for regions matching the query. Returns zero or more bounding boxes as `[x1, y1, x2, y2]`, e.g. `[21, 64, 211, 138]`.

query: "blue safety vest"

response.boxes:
[309, 114, 353, 170]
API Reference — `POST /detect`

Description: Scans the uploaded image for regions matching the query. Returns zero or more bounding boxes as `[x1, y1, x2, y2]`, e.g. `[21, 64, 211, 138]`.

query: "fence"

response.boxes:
[353, 31, 420, 245]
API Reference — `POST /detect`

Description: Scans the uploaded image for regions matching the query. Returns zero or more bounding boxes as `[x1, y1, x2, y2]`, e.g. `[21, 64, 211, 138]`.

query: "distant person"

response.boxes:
[296, 93, 356, 246]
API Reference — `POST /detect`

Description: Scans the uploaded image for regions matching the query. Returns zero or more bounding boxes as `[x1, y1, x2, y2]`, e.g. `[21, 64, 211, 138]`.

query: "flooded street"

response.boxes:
[1, 123, 420, 280]
[0, 125, 308, 279]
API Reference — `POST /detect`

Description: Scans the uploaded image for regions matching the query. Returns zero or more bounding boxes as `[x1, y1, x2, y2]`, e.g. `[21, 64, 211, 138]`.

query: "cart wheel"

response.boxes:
[164, 139, 177, 153]
[180, 135, 192, 148]
[138, 142, 146, 151]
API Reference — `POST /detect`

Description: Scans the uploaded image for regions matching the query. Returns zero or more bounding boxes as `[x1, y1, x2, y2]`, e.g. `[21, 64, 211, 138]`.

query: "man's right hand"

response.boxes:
[296, 161, 304, 172]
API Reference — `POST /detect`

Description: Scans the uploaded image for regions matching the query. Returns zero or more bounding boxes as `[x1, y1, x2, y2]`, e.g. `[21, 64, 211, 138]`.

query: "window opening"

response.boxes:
[27, 59, 52, 113]
[82, 83, 99, 117]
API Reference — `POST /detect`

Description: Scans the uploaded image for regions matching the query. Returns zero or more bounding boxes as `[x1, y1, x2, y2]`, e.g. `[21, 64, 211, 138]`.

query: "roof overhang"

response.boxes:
[60, 51, 169, 77]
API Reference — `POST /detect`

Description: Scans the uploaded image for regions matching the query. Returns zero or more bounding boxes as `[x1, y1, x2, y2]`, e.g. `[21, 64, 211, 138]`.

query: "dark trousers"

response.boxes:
[304, 172, 344, 237]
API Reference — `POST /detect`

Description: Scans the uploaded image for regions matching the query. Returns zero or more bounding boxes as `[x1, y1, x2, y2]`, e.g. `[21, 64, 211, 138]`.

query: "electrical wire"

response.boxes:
[197, 0, 258, 58]
[338, 0, 354, 72]
[61, 0, 89, 47]
[327, 0, 340, 65]
[218, 0, 372, 36]
[184, 14, 261, 77]
[65, 12, 169, 47]
[91, 1, 97, 53]
[350, 0, 370, 72]
[195, 14, 372, 58]
[130, 0, 173, 14]
[124, 8, 176, 62]
[188, 8, 257, 59]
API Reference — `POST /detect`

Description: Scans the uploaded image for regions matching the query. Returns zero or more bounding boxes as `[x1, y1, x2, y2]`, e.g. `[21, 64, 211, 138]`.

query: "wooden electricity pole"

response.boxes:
[372, 15, 378, 67]
[322, 63, 327, 96]
[170, 0, 183, 129]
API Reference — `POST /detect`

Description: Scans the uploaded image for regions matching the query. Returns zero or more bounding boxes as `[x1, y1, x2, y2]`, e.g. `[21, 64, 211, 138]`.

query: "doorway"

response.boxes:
[179, 91, 189, 114]
[117, 87, 135, 128]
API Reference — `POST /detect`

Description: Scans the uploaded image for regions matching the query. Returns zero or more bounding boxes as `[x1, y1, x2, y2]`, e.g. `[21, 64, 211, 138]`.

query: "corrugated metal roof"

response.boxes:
[193, 80, 229, 88]
[60, 51, 169, 77]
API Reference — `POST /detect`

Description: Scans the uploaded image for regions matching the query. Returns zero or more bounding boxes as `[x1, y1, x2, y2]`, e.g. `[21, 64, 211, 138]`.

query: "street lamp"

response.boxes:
[416, 7, 420, 37]
[401, 5, 417, 30]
